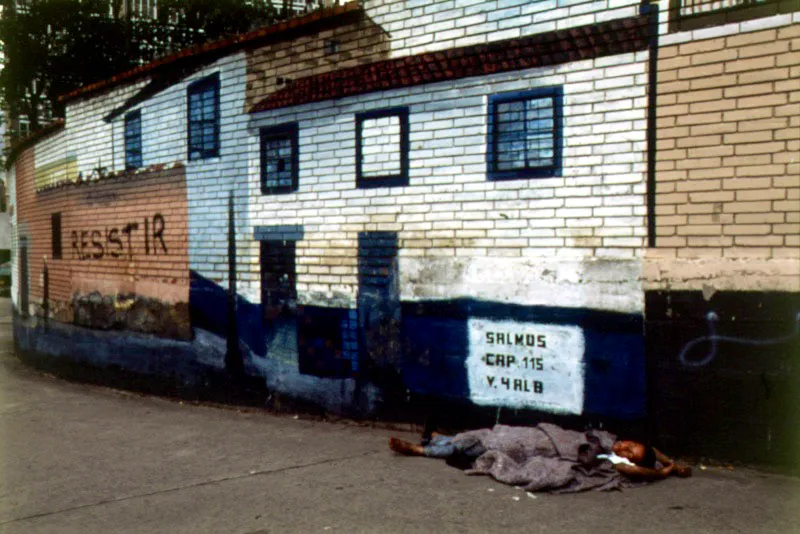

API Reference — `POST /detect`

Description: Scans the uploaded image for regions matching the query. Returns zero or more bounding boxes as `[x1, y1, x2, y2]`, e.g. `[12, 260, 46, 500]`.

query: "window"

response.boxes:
[124, 110, 142, 170]
[260, 123, 298, 194]
[668, 0, 800, 33]
[356, 107, 409, 188]
[187, 74, 220, 161]
[51, 213, 62, 260]
[18, 117, 30, 139]
[487, 87, 563, 180]
[324, 39, 340, 55]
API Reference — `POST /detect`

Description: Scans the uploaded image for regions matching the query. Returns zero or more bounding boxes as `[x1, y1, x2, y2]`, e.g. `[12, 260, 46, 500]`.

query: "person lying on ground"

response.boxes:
[601, 439, 692, 481]
[388, 423, 691, 493]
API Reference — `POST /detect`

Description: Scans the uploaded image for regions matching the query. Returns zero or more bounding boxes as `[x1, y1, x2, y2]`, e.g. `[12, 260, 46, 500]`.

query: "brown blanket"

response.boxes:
[453, 424, 634, 493]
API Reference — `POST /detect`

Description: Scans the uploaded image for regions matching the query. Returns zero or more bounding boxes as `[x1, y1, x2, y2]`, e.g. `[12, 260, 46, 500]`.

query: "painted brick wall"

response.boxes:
[244, 15, 390, 111]
[649, 13, 800, 291]
[247, 49, 651, 314]
[646, 10, 800, 469]
[363, 0, 643, 57]
[65, 81, 149, 180]
[68, 53, 249, 288]
[8, 163, 20, 308]
[6, 2, 655, 419]
[13, 142, 189, 318]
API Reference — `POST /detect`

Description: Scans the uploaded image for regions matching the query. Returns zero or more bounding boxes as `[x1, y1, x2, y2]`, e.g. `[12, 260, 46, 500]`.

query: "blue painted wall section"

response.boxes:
[297, 305, 358, 377]
[190, 270, 265, 356]
[400, 299, 646, 419]
[357, 231, 402, 389]
[190, 261, 645, 418]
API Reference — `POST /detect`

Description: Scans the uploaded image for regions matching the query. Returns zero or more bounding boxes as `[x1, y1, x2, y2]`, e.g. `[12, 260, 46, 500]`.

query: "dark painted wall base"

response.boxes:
[12, 286, 800, 472]
[12, 308, 649, 442]
[646, 291, 800, 470]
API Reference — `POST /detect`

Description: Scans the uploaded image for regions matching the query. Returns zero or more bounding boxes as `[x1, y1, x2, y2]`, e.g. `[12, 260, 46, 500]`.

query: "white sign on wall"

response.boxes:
[467, 318, 585, 415]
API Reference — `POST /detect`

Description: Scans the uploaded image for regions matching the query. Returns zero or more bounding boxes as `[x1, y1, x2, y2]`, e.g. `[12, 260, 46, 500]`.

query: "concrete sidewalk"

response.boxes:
[1, 298, 798, 533]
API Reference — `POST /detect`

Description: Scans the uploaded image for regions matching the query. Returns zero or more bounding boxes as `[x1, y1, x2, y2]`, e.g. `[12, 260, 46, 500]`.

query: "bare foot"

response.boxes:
[389, 437, 425, 456]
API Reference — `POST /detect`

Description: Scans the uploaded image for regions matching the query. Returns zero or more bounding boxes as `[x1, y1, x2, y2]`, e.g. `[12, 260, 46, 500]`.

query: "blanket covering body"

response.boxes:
[450, 424, 638, 493]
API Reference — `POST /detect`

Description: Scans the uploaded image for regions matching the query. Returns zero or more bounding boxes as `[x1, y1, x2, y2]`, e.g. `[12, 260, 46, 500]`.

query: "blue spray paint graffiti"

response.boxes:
[678, 311, 800, 368]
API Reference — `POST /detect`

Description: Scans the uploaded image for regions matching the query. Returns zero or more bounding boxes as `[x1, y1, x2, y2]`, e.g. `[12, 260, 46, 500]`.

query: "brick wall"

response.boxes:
[650, 17, 800, 291]
[6, 1, 657, 418]
[65, 53, 248, 288]
[363, 0, 642, 57]
[247, 48, 651, 313]
[245, 16, 389, 111]
[13, 143, 189, 320]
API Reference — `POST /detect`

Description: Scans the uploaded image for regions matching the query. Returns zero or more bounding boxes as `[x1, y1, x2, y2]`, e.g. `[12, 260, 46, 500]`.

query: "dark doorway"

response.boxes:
[19, 237, 29, 317]
[260, 240, 298, 363]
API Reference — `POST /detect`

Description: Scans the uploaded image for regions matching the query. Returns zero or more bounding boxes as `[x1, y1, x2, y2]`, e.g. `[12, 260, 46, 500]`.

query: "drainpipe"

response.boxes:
[226, 190, 243, 377]
[645, 0, 660, 247]
[43, 258, 49, 329]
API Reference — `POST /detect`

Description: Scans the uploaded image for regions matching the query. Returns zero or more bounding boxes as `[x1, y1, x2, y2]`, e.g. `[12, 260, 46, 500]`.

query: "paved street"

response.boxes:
[0, 298, 798, 534]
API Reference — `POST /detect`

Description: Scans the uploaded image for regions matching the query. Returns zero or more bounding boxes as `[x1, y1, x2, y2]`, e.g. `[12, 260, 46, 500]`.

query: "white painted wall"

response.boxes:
[363, 0, 642, 56]
[17, 2, 651, 318]
[7, 166, 17, 307]
[0, 211, 10, 251]
[65, 81, 148, 178]
[55, 53, 251, 288]
[248, 50, 650, 314]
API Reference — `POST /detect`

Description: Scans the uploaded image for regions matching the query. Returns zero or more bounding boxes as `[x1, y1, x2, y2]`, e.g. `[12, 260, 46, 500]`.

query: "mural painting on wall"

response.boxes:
[468, 318, 585, 415]
[69, 214, 168, 261]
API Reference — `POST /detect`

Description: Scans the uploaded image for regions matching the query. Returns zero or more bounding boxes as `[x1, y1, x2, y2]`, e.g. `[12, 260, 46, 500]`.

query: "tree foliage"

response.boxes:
[0, 0, 314, 141]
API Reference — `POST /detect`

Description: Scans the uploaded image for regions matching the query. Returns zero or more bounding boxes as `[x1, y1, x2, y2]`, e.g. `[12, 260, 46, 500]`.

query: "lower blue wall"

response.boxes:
[15, 274, 646, 423]
[401, 299, 645, 419]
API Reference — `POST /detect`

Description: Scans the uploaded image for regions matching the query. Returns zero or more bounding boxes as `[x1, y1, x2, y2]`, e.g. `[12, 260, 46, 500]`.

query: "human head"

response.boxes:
[613, 440, 655, 468]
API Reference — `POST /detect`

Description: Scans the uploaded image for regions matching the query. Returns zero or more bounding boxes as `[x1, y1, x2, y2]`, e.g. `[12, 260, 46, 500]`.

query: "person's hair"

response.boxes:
[639, 446, 657, 468]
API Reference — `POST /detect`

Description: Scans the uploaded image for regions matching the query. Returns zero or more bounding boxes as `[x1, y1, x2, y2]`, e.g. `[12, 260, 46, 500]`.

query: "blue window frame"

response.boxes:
[124, 110, 142, 170]
[355, 107, 409, 189]
[260, 123, 299, 194]
[187, 74, 220, 161]
[487, 87, 563, 180]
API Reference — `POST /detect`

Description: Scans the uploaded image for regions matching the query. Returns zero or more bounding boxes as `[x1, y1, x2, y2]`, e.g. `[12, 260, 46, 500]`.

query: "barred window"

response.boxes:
[187, 74, 220, 161]
[260, 123, 298, 194]
[124, 110, 142, 170]
[487, 87, 563, 180]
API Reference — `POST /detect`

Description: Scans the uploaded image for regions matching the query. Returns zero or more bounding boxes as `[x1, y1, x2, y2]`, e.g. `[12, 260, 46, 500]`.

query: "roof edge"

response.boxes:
[249, 14, 651, 114]
[4, 120, 66, 171]
[58, 1, 362, 104]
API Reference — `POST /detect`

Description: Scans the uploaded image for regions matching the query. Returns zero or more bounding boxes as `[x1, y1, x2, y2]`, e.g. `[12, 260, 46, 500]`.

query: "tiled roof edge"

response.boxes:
[251, 15, 651, 113]
[35, 162, 186, 194]
[58, 2, 361, 104]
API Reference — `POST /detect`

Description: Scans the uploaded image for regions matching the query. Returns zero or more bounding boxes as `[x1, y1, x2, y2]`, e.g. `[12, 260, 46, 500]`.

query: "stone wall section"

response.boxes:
[650, 14, 800, 291]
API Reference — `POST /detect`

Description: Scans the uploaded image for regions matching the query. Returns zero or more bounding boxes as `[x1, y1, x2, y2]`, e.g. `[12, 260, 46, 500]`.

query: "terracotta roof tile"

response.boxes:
[251, 15, 650, 114]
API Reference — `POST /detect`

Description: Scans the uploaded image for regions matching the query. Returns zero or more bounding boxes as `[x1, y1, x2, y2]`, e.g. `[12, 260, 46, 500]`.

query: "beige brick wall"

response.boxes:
[245, 17, 390, 111]
[649, 23, 800, 291]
